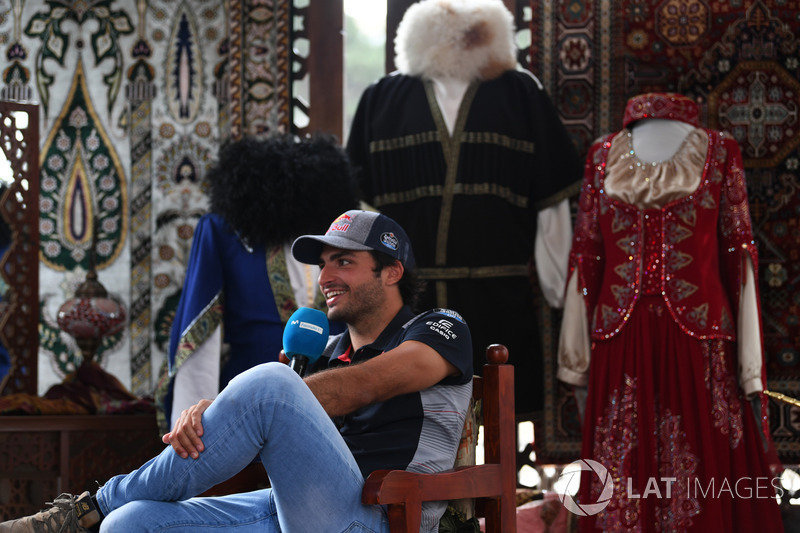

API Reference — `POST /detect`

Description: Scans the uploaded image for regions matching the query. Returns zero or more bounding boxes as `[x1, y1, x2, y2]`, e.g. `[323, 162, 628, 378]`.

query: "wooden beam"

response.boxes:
[308, 0, 344, 139]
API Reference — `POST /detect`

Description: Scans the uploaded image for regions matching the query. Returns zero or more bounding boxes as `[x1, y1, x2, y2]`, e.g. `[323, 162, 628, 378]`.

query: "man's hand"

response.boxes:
[161, 399, 213, 459]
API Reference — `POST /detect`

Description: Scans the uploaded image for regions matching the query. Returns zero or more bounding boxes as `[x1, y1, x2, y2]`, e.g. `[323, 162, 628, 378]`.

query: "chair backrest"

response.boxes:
[362, 344, 517, 533]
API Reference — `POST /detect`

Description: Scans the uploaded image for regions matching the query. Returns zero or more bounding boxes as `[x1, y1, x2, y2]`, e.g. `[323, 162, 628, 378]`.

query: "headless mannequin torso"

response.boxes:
[630, 118, 694, 162]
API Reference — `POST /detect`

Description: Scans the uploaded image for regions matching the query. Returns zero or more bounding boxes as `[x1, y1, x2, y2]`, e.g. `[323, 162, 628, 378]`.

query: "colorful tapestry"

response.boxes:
[0, 0, 293, 398]
[528, 0, 800, 465]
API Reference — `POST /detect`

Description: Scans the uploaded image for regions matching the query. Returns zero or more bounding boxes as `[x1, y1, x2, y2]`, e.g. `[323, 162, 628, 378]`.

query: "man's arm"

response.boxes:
[305, 340, 459, 417]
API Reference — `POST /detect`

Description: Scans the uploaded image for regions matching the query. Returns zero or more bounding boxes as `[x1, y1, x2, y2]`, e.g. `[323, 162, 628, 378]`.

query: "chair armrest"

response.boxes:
[362, 464, 505, 505]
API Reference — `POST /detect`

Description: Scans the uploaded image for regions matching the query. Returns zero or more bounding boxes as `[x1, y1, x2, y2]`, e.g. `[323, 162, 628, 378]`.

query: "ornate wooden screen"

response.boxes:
[0, 100, 40, 396]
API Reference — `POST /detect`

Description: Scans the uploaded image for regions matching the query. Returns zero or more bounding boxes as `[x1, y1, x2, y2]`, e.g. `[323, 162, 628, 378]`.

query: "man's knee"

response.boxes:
[225, 361, 306, 400]
[99, 501, 152, 532]
[231, 360, 299, 385]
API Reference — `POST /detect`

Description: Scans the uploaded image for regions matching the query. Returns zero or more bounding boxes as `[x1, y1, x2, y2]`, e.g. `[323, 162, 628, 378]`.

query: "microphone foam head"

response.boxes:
[283, 307, 330, 364]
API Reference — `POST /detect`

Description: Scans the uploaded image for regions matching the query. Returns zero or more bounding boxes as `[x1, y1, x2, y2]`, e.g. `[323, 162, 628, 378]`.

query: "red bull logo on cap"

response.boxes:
[327, 213, 352, 233]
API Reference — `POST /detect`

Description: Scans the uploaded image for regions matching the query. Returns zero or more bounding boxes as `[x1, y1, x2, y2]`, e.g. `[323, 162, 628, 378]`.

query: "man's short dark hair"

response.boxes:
[370, 251, 426, 311]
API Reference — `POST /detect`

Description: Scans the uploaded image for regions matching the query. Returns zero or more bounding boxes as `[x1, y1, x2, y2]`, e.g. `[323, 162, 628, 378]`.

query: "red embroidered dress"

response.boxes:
[559, 93, 783, 532]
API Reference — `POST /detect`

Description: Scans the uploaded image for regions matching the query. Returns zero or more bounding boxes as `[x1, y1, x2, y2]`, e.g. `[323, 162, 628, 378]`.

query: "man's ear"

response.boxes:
[383, 260, 404, 286]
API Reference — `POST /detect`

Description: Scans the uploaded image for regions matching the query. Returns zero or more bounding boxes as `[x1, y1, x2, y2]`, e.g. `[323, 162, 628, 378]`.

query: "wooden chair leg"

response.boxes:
[386, 502, 420, 532]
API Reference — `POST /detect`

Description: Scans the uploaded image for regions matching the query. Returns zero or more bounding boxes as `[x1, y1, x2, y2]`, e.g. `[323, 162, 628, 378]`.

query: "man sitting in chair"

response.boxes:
[1, 210, 473, 533]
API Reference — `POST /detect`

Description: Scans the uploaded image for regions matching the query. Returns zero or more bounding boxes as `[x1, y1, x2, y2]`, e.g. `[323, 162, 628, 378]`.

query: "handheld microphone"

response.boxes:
[282, 307, 330, 376]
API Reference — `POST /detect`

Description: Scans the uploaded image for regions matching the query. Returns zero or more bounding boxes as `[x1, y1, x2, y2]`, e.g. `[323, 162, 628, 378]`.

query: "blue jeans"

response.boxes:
[96, 363, 390, 533]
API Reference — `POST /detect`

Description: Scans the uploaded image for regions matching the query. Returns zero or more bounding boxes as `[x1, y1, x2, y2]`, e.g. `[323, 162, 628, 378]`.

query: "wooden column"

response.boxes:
[308, 0, 344, 139]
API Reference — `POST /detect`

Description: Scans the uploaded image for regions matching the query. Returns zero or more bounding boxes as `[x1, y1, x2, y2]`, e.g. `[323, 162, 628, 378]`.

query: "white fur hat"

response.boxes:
[394, 0, 517, 82]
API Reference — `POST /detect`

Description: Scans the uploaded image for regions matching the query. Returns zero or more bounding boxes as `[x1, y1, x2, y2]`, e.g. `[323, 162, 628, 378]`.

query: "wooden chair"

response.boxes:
[362, 344, 517, 533]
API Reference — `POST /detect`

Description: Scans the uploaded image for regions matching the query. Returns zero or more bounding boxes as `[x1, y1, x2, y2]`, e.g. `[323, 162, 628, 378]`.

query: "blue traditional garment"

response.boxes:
[155, 134, 358, 432]
[156, 213, 322, 431]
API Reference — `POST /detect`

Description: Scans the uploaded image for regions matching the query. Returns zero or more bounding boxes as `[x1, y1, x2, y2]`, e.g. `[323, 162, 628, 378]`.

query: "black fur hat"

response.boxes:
[206, 133, 360, 247]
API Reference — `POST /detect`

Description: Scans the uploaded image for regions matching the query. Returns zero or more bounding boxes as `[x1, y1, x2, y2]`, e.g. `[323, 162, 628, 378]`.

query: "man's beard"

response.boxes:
[327, 275, 385, 325]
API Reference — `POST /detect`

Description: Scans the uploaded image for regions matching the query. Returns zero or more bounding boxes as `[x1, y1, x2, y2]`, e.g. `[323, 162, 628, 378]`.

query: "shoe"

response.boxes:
[0, 491, 99, 532]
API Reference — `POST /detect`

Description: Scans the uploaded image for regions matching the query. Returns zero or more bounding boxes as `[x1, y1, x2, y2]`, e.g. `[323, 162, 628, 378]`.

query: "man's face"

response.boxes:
[318, 246, 385, 324]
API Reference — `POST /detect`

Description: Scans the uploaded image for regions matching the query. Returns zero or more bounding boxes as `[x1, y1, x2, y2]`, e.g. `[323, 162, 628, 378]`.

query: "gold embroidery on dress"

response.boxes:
[600, 195, 611, 215]
[655, 410, 701, 531]
[666, 249, 693, 271]
[593, 375, 641, 532]
[593, 377, 702, 532]
[686, 302, 709, 329]
[600, 304, 618, 331]
[665, 221, 693, 244]
[666, 278, 698, 302]
[673, 203, 697, 226]
[611, 284, 635, 308]
[703, 340, 744, 448]
[616, 234, 638, 255]
[720, 307, 734, 333]
[614, 261, 636, 283]
[611, 208, 636, 233]
[699, 187, 717, 209]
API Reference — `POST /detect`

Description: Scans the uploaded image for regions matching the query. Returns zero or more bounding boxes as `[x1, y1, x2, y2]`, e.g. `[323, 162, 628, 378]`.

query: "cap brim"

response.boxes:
[291, 235, 374, 264]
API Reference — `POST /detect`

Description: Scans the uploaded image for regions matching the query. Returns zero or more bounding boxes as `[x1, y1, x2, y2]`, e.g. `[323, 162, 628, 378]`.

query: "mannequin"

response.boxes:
[155, 135, 359, 431]
[560, 117, 762, 396]
[348, 0, 582, 416]
[429, 75, 575, 311]
[631, 118, 762, 396]
[558, 93, 783, 532]
[630, 118, 694, 161]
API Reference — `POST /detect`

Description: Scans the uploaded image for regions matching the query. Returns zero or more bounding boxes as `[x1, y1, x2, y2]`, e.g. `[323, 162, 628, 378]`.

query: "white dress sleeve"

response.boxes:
[534, 198, 572, 309]
[738, 255, 764, 397]
[556, 271, 591, 386]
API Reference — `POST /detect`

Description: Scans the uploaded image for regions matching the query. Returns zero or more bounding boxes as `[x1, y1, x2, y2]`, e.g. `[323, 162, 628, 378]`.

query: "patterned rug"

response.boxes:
[528, 0, 800, 465]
